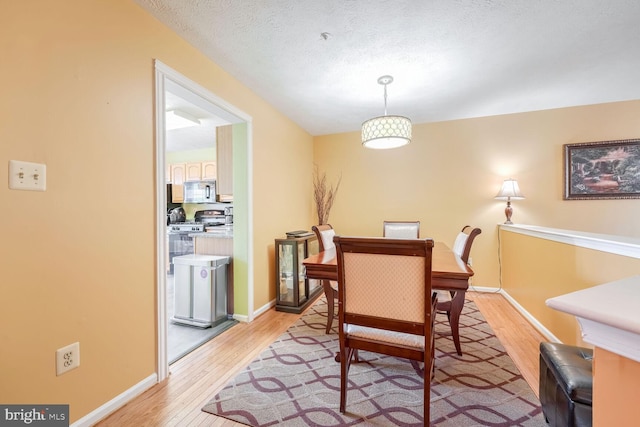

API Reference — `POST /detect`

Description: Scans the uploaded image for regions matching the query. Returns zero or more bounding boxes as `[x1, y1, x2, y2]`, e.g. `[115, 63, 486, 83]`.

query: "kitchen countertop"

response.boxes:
[189, 227, 233, 239]
[546, 275, 640, 362]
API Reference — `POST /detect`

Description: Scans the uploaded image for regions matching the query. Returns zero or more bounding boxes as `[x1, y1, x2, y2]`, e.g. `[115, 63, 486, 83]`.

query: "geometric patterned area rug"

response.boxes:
[202, 297, 545, 426]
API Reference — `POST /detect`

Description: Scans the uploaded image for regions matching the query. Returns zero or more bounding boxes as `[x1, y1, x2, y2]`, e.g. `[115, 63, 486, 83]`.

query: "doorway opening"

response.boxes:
[154, 60, 254, 380]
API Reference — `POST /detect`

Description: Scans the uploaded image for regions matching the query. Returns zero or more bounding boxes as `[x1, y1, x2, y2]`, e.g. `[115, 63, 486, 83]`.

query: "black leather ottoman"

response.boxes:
[539, 342, 593, 427]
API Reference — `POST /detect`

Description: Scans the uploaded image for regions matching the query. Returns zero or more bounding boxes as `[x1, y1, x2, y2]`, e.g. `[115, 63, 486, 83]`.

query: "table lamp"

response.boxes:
[495, 179, 525, 224]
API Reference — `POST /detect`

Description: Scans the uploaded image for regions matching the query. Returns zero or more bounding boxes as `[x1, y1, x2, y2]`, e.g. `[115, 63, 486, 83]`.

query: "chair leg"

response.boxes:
[450, 291, 466, 356]
[340, 346, 355, 414]
[423, 354, 431, 424]
[446, 291, 454, 322]
[323, 281, 335, 334]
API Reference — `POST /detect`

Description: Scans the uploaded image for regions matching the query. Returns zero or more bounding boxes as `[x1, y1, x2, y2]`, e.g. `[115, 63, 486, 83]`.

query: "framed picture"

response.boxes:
[563, 139, 640, 200]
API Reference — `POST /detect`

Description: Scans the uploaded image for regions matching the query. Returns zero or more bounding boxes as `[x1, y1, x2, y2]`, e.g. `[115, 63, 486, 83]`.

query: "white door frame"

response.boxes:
[154, 60, 253, 380]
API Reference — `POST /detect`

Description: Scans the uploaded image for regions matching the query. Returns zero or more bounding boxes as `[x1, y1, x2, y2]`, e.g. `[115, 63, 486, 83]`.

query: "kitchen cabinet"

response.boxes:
[185, 162, 202, 181]
[202, 161, 217, 180]
[168, 161, 216, 203]
[171, 163, 186, 183]
[173, 161, 217, 182]
[216, 125, 233, 197]
[170, 163, 186, 203]
[274, 234, 322, 313]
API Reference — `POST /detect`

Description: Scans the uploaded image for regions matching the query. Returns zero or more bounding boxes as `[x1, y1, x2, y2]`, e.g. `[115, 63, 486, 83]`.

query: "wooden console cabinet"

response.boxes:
[274, 234, 322, 313]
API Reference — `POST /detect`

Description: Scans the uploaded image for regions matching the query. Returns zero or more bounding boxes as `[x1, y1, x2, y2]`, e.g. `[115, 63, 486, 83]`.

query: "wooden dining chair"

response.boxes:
[382, 220, 420, 238]
[334, 236, 436, 423]
[436, 225, 482, 355]
[311, 224, 338, 333]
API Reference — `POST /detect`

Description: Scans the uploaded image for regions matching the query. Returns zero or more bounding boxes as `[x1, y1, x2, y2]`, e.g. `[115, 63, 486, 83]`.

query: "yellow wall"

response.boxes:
[0, 0, 313, 422]
[500, 229, 640, 344]
[3, 0, 639, 422]
[313, 100, 640, 289]
[593, 347, 640, 426]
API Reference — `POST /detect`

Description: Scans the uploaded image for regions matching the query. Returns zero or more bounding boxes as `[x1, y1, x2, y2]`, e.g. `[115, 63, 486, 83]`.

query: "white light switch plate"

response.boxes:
[9, 160, 46, 191]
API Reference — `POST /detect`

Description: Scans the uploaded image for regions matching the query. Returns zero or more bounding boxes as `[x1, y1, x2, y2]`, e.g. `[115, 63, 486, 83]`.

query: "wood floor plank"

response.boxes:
[468, 291, 545, 397]
[96, 292, 543, 426]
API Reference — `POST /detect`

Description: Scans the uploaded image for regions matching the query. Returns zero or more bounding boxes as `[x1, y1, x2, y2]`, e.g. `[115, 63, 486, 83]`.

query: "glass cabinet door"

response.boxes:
[305, 238, 321, 297]
[297, 242, 307, 303]
[275, 234, 321, 313]
[277, 241, 294, 304]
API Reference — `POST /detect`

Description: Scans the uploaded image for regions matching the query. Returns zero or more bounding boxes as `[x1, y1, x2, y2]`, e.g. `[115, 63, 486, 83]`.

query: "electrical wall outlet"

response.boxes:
[8, 160, 47, 191]
[56, 342, 80, 376]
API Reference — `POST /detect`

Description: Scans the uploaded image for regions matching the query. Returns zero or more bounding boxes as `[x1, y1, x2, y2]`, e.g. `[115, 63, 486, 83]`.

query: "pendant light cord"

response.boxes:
[383, 83, 388, 116]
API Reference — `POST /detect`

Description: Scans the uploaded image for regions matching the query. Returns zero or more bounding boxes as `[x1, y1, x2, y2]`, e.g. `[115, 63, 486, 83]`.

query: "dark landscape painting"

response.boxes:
[564, 139, 640, 200]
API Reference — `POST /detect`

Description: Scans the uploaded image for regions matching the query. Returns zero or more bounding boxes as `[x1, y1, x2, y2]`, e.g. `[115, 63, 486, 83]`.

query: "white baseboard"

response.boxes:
[232, 313, 249, 322]
[231, 299, 275, 323]
[468, 285, 501, 293]
[468, 285, 560, 343]
[499, 290, 560, 343]
[71, 374, 157, 427]
[253, 299, 276, 319]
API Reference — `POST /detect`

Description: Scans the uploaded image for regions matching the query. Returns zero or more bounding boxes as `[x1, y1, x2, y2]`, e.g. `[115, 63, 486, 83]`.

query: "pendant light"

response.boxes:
[361, 75, 412, 149]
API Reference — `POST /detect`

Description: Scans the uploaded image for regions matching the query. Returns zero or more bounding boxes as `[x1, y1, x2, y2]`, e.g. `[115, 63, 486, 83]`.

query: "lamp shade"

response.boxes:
[361, 115, 412, 149]
[495, 179, 525, 200]
[362, 75, 412, 149]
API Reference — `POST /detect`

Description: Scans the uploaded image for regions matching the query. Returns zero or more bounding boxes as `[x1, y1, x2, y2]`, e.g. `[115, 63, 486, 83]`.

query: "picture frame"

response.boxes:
[563, 138, 640, 200]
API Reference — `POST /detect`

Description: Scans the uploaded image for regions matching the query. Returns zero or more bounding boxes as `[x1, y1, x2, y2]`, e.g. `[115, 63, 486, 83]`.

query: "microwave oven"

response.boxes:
[183, 180, 216, 203]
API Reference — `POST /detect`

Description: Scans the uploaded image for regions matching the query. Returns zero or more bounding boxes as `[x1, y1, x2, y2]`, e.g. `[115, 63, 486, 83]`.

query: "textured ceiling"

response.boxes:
[137, 0, 640, 137]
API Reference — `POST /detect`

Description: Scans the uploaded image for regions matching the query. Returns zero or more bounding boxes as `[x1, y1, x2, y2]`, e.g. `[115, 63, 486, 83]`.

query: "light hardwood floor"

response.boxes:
[96, 292, 546, 426]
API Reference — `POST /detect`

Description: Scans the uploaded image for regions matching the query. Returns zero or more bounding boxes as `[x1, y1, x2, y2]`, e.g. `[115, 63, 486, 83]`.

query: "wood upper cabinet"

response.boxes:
[185, 162, 202, 182]
[216, 125, 233, 196]
[170, 163, 186, 203]
[170, 163, 186, 184]
[201, 161, 217, 180]
[168, 160, 215, 202]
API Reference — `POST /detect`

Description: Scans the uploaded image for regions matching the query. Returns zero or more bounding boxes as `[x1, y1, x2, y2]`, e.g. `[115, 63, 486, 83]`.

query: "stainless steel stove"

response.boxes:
[167, 223, 204, 274]
[167, 206, 232, 274]
[194, 208, 229, 227]
[168, 222, 205, 233]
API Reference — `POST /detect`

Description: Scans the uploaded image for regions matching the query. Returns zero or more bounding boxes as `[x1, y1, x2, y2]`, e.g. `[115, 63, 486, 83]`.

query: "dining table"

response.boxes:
[302, 241, 474, 355]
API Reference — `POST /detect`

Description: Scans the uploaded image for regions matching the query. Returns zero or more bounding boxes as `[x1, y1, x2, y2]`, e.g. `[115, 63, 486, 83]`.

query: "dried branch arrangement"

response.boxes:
[313, 166, 342, 225]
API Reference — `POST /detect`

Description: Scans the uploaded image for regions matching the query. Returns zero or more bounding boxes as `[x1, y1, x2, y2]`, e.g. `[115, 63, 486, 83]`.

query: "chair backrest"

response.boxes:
[452, 225, 482, 265]
[311, 224, 336, 252]
[382, 220, 420, 238]
[334, 236, 434, 333]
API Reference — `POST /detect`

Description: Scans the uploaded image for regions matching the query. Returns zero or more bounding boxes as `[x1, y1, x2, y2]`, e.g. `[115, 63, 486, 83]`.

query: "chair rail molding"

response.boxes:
[499, 224, 640, 259]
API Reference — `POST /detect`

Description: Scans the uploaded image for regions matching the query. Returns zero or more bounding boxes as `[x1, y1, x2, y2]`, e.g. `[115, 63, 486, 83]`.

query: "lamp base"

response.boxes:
[504, 201, 513, 224]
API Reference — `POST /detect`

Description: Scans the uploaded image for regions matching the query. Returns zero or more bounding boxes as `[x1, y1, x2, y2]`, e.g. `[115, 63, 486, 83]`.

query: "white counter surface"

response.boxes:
[546, 275, 640, 362]
[189, 228, 233, 239]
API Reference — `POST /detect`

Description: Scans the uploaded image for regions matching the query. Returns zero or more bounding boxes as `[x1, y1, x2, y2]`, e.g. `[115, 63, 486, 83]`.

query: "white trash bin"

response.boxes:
[172, 254, 230, 328]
